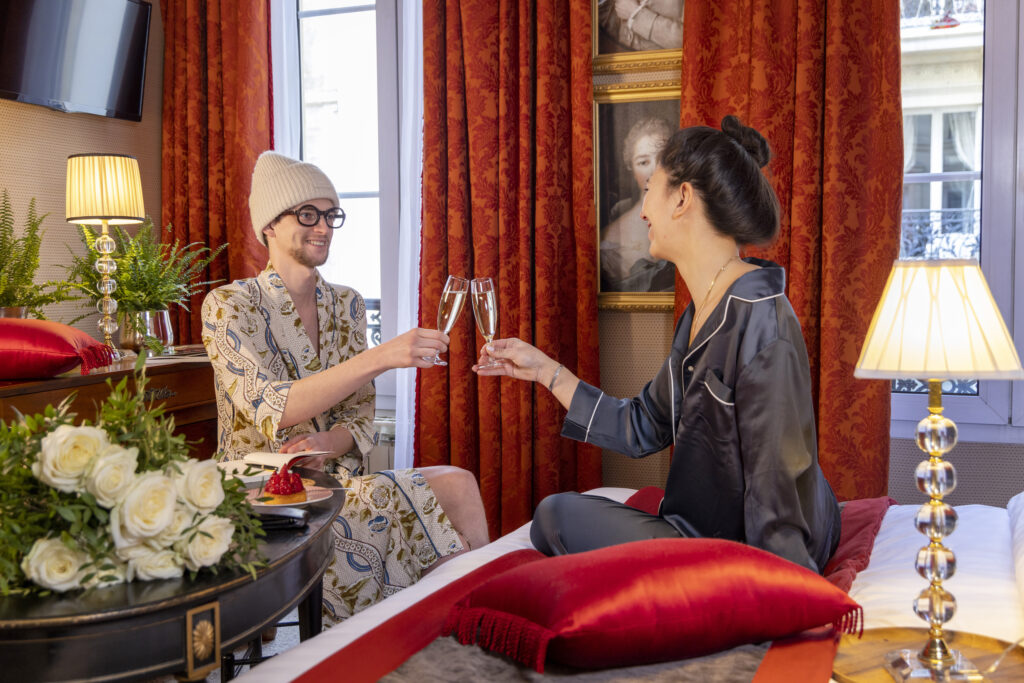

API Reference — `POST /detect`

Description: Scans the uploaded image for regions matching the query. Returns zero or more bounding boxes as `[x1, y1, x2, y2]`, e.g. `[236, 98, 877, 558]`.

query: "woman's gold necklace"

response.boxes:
[692, 255, 738, 335]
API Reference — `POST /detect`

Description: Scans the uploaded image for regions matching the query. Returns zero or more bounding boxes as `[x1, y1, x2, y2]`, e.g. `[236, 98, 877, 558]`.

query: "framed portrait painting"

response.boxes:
[593, 0, 684, 74]
[595, 82, 680, 309]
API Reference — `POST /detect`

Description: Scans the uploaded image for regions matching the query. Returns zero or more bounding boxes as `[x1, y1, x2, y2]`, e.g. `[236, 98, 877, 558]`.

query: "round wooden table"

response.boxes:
[832, 627, 1024, 682]
[0, 468, 344, 682]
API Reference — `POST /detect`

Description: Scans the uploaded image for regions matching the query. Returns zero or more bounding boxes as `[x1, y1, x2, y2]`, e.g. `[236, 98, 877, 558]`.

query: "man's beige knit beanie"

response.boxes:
[248, 151, 338, 246]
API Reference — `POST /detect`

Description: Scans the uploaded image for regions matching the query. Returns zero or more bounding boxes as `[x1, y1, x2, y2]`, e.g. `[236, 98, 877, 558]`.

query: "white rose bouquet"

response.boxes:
[0, 363, 264, 596]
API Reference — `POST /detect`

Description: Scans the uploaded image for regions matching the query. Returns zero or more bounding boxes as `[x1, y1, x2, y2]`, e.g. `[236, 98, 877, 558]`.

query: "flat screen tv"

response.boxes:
[0, 0, 152, 122]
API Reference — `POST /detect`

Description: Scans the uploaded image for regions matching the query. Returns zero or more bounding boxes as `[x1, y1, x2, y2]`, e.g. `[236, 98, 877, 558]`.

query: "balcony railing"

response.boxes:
[901, 0, 983, 28]
[900, 208, 980, 260]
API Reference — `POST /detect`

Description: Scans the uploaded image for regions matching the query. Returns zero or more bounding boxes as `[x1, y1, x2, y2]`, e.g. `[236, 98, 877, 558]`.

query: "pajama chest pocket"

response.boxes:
[698, 369, 736, 440]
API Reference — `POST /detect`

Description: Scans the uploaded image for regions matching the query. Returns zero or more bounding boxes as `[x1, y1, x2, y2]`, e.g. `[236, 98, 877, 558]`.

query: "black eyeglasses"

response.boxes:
[280, 204, 346, 229]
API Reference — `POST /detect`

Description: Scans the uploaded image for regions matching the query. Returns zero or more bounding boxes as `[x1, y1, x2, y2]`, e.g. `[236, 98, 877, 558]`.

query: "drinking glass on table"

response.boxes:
[425, 275, 469, 366]
[471, 277, 500, 368]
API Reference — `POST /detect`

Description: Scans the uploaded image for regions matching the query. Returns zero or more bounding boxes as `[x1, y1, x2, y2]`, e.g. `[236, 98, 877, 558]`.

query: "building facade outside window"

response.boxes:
[894, 0, 1024, 442]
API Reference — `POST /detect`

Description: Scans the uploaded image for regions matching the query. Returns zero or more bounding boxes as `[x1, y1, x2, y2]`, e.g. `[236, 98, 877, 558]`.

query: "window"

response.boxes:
[894, 0, 1024, 442]
[272, 0, 402, 408]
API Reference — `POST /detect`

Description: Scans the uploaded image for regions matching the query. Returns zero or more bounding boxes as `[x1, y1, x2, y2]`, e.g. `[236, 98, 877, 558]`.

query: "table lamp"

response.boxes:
[65, 154, 146, 358]
[854, 259, 1024, 680]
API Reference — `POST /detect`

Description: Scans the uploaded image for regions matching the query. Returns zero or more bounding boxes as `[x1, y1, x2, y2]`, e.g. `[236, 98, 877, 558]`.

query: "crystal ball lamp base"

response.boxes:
[884, 394, 980, 681]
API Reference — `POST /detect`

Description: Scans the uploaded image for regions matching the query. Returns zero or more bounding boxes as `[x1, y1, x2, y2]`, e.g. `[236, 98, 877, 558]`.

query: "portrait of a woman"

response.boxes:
[600, 117, 676, 292]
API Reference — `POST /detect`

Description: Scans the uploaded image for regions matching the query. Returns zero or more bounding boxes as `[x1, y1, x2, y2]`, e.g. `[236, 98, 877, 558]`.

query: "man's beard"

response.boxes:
[289, 244, 328, 268]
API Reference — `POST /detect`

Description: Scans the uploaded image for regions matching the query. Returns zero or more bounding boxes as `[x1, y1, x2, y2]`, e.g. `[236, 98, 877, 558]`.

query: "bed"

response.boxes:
[237, 488, 1024, 682]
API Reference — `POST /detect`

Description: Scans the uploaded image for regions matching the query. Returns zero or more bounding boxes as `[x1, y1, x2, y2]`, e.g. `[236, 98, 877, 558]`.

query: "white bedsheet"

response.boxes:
[850, 498, 1024, 643]
[240, 488, 1024, 681]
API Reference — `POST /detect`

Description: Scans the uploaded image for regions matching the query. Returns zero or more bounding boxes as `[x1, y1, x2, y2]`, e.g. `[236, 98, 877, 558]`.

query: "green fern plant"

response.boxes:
[0, 190, 74, 317]
[66, 219, 227, 313]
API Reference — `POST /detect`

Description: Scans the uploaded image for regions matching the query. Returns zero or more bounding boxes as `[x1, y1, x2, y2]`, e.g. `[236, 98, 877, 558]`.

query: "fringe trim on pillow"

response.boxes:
[442, 607, 556, 673]
[78, 344, 116, 374]
[836, 605, 864, 638]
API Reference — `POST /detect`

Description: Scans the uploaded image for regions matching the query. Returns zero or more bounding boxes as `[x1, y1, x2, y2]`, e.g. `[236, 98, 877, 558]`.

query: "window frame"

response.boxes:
[272, 0, 401, 412]
[890, 1, 1024, 444]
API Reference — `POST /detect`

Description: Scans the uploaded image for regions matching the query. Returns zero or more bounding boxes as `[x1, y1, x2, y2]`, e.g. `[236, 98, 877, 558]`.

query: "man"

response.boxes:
[201, 151, 489, 624]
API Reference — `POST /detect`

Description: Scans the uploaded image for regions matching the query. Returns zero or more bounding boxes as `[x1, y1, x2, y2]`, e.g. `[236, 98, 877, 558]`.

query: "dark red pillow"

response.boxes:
[0, 319, 114, 379]
[443, 538, 862, 672]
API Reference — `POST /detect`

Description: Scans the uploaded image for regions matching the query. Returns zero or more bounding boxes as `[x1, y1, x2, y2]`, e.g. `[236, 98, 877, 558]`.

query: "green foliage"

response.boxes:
[0, 190, 75, 317]
[0, 363, 264, 597]
[66, 219, 227, 313]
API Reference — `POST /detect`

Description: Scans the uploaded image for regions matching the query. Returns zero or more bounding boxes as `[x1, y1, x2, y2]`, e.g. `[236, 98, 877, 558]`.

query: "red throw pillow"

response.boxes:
[443, 538, 862, 672]
[0, 319, 115, 379]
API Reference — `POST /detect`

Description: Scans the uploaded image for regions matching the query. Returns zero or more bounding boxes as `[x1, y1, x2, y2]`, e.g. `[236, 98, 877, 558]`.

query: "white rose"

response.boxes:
[33, 425, 109, 493]
[110, 472, 177, 548]
[20, 537, 87, 592]
[83, 444, 138, 508]
[155, 504, 199, 548]
[113, 541, 154, 562]
[177, 515, 234, 571]
[174, 459, 225, 513]
[129, 548, 184, 581]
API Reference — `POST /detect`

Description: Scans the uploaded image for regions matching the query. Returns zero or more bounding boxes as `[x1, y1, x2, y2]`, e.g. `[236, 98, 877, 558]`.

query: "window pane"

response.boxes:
[299, 10, 379, 194]
[903, 114, 931, 173]
[900, 183, 979, 259]
[942, 111, 977, 172]
[319, 196, 381, 300]
[897, 3, 984, 397]
[300, 0, 375, 11]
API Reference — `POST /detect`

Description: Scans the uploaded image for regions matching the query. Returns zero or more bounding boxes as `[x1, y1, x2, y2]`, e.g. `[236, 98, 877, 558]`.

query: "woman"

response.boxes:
[475, 116, 840, 573]
[601, 117, 676, 292]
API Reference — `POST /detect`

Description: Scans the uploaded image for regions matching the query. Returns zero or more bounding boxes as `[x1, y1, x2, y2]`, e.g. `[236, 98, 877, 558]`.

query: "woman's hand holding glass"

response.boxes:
[425, 276, 469, 366]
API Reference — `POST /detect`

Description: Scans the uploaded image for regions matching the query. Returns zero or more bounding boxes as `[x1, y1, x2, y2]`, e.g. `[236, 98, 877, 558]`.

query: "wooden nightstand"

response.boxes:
[833, 628, 1024, 682]
[0, 356, 218, 459]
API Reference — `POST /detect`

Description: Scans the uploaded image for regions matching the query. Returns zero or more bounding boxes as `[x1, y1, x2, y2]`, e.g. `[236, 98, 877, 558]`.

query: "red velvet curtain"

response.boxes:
[418, 0, 602, 538]
[161, 0, 272, 344]
[676, 0, 903, 500]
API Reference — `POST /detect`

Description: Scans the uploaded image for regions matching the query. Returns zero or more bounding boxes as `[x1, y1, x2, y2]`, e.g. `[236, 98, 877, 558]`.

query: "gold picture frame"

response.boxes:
[595, 80, 680, 310]
[592, 0, 684, 73]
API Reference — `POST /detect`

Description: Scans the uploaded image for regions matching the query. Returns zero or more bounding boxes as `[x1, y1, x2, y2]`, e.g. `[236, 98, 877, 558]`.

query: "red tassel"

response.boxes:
[835, 606, 864, 638]
[443, 607, 555, 672]
[78, 344, 115, 374]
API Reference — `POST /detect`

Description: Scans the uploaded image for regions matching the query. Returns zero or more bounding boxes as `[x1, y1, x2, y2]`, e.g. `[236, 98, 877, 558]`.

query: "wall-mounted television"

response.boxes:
[0, 0, 152, 122]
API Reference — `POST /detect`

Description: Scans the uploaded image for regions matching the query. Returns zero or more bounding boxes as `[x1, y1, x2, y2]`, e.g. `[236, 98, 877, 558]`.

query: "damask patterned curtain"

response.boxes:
[676, 0, 904, 500]
[161, 0, 272, 344]
[417, 0, 602, 538]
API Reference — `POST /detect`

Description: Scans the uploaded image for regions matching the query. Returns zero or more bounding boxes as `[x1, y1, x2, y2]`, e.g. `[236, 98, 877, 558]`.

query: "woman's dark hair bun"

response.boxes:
[721, 115, 772, 168]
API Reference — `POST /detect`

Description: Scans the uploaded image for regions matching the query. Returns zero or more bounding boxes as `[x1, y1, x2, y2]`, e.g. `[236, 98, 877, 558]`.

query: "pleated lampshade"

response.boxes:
[65, 153, 145, 225]
[855, 259, 1024, 380]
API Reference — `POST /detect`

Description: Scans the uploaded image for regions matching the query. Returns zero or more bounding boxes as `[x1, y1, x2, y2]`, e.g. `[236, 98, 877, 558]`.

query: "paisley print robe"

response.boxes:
[201, 265, 462, 623]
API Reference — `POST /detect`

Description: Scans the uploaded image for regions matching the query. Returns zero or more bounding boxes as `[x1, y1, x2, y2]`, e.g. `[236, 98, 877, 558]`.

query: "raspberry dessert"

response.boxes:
[263, 462, 307, 505]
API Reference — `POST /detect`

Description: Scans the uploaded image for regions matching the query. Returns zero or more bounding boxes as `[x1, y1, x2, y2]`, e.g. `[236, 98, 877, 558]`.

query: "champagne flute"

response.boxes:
[426, 275, 469, 366]
[471, 277, 500, 368]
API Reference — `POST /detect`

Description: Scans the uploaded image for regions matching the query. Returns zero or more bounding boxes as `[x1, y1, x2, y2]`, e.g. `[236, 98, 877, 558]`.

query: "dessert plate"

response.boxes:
[245, 485, 334, 508]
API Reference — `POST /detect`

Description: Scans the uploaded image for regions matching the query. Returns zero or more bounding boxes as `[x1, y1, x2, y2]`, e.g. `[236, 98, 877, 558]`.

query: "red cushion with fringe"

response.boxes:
[443, 538, 862, 673]
[0, 319, 114, 379]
